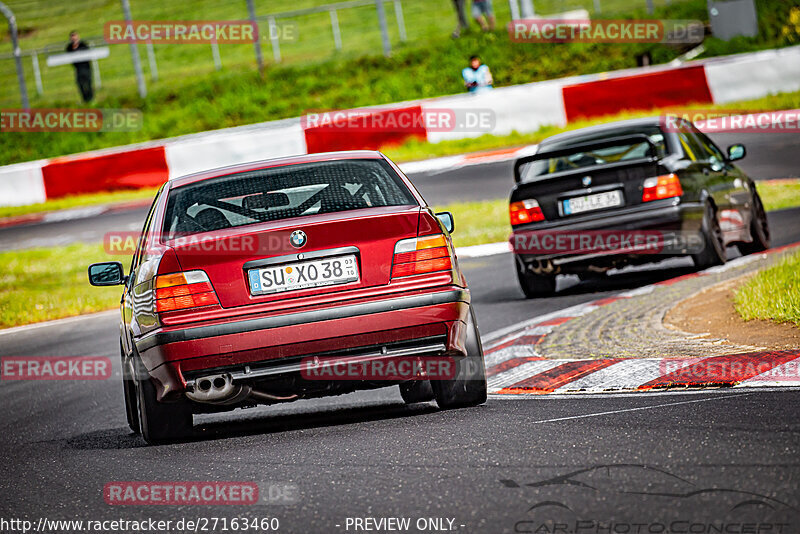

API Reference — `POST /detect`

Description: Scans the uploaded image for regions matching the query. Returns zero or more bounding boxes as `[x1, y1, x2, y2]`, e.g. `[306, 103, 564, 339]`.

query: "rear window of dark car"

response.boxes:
[162, 159, 417, 238]
[526, 125, 668, 179]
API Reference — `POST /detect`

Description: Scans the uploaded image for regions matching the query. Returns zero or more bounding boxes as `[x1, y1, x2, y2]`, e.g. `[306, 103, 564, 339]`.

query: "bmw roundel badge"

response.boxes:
[582, 176, 592, 187]
[290, 230, 307, 249]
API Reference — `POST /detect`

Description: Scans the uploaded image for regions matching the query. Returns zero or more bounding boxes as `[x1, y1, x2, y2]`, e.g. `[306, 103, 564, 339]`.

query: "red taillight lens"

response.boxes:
[154, 271, 218, 313]
[392, 234, 453, 279]
[642, 174, 683, 202]
[510, 199, 545, 226]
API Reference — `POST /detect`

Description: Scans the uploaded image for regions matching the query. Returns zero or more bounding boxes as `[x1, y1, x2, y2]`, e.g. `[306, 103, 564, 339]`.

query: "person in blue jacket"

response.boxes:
[462, 55, 493, 93]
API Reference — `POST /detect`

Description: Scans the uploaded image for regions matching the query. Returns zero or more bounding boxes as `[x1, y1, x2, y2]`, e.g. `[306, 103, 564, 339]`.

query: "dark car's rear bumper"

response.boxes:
[511, 199, 705, 271]
[136, 287, 471, 400]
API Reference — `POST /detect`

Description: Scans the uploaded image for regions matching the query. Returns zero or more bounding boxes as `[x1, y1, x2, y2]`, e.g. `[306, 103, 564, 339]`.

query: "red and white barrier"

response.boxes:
[3, 45, 799, 207]
[165, 119, 307, 179]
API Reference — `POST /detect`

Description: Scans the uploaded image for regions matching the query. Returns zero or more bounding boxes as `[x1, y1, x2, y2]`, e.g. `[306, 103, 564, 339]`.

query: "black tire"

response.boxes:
[691, 201, 726, 269]
[120, 342, 139, 434]
[737, 189, 770, 255]
[399, 380, 435, 404]
[515, 256, 556, 298]
[432, 308, 488, 409]
[134, 355, 193, 444]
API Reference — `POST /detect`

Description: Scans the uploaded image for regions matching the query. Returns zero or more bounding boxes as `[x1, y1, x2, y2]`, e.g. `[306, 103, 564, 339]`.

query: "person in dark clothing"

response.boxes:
[66, 31, 93, 102]
[451, 0, 469, 38]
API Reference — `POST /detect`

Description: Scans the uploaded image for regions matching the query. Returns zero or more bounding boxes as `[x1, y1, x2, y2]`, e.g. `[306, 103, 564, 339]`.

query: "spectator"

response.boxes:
[462, 55, 493, 93]
[451, 0, 469, 38]
[66, 31, 93, 103]
[472, 0, 496, 31]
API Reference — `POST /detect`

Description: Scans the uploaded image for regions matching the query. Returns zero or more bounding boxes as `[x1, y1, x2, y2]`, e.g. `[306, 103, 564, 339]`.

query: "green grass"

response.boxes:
[2, 0, 797, 166]
[757, 180, 800, 212]
[0, 187, 159, 219]
[735, 251, 800, 326]
[0, 243, 129, 329]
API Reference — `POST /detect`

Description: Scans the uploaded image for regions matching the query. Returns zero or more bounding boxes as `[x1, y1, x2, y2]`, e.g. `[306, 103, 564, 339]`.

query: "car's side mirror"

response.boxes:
[88, 262, 125, 286]
[435, 211, 455, 233]
[727, 144, 746, 161]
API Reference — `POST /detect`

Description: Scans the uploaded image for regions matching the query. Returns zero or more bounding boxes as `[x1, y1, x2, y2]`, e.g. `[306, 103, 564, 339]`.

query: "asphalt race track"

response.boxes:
[1, 134, 799, 531]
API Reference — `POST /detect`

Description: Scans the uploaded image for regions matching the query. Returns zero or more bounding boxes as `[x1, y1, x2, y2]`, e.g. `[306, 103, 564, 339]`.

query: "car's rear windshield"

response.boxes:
[162, 159, 416, 238]
[524, 126, 668, 179]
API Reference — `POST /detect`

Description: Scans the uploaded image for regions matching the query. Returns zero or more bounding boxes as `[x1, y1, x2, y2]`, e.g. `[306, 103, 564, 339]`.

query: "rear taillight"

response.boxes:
[642, 174, 683, 202]
[509, 199, 545, 226]
[154, 270, 218, 313]
[392, 234, 453, 278]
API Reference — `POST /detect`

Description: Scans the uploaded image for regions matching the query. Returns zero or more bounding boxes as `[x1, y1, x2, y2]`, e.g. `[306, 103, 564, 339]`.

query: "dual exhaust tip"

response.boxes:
[186, 373, 298, 405]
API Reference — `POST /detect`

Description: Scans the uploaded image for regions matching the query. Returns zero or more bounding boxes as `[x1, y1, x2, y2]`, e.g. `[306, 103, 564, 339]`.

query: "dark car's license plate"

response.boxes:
[562, 190, 623, 215]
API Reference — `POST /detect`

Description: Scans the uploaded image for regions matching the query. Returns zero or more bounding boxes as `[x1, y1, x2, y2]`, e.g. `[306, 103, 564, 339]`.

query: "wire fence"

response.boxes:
[0, 0, 688, 108]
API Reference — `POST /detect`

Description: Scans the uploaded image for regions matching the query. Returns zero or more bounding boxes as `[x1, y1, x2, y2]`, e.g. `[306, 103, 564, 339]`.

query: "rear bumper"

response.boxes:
[511, 199, 704, 269]
[136, 287, 470, 399]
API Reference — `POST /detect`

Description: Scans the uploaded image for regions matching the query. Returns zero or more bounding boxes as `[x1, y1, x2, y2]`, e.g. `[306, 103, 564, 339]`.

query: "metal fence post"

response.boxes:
[646, 0, 654, 14]
[393, 0, 407, 43]
[0, 1, 29, 108]
[508, 0, 520, 20]
[593, 0, 601, 13]
[520, 0, 535, 17]
[91, 59, 102, 89]
[268, 17, 281, 63]
[145, 41, 158, 82]
[375, 0, 391, 56]
[330, 9, 343, 50]
[32, 52, 43, 95]
[211, 41, 222, 70]
[246, 0, 265, 73]
[120, 0, 147, 98]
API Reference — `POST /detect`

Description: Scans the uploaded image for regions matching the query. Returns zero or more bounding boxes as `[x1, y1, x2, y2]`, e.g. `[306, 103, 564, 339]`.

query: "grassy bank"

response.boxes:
[735, 251, 800, 326]
[0, 243, 129, 329]
[3, 0, 797, 166]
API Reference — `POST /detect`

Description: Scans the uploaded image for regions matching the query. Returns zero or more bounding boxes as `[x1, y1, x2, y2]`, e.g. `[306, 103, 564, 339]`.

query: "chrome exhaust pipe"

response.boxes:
[186, 373, 299, 405]
[186, 373, 249, 405]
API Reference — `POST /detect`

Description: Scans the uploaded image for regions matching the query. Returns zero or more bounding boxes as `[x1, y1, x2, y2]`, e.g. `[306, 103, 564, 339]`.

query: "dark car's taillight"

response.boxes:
[642, 174, 683, 202]
[154, 270, 219, 312]
[391, 234, 453, 278]
[509, 199, 545, 226]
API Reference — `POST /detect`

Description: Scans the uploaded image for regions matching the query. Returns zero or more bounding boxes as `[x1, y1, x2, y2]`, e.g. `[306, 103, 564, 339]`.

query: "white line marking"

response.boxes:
[0, 310, 117, 336]
[525, 392, 752, 423]
[455, 242, 510, 259]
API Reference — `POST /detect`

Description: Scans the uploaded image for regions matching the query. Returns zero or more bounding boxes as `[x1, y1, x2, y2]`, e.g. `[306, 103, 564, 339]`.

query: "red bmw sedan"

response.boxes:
[88, 151, 486, 444]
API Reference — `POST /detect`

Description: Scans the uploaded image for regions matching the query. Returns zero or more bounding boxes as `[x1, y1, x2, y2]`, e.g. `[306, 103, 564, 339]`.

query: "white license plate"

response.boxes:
[248, 254, 359, 295]
[562, 190, 623, 215]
